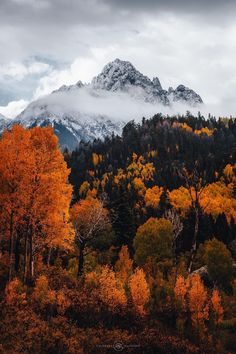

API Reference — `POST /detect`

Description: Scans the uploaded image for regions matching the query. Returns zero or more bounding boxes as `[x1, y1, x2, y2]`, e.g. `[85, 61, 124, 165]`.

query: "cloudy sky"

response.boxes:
[0, 0, 236, 118]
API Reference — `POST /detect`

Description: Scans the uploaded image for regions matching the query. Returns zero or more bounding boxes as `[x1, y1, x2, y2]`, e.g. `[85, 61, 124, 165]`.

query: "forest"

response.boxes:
[0, 113, 236, 353]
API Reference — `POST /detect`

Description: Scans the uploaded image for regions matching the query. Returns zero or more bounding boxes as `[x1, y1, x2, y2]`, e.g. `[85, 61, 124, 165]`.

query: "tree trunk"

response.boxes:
[188, 206, 199, 273]
[8, 211, 14, 281]
[29, 228, 34, 284]
[47, 247, 52, 266]
[23, 230, 28, 284]
[14, 233, 20, 273]
[78, 242, 85, 277]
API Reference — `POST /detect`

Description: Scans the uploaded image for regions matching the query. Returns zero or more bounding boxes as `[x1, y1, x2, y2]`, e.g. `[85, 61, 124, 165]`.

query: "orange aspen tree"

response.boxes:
[174, 275, 188, 311]
[0, 126, 33, 280]
[0, 125, 73, 283]
[174, 275, 188, 333]
[188, 274, 209, 336]
[211, 289, 224, 326]
[115, 245, 133, 285]
[144, 186, 163, 209]
[25, 127, 73, 282]
[129, 268, 150, 316]
[98, 266, 127, 311]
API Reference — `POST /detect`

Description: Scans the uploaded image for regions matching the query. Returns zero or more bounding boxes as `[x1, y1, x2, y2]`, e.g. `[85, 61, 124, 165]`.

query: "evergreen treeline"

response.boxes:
[65, 113, 236, 253]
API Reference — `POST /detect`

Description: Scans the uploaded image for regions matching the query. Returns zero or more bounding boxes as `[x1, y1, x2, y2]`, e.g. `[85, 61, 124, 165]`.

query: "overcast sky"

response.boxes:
[0, 0, 236, 118]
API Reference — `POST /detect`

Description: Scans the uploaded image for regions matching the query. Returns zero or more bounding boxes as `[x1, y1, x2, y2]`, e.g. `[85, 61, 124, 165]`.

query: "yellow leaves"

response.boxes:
[211, 289, 224, 325]
[168, 187, 192, 215]
[129, 268, 150, 316]
[173, 122, 193, 133]
[195, 127, 214, 136]
[173, 122, 214, 137]
[148, 150, 158, 158]
[127, 155, 155, 182]
[169, 181, 236, 222]
[145, 186, 163, 209]
[201, 182, 236, 222]
[113, 168, 126, 184]
[79, 181, 90, 197]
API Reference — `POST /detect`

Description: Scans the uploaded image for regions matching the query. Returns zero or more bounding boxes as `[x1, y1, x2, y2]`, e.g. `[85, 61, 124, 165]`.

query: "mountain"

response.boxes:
[92, 59, 202, 106]
[1, 59, 203, 150]
[0, 114, 10, 134]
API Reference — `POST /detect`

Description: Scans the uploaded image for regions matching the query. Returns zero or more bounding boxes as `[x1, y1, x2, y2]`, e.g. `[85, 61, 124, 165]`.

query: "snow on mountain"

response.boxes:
[1, 59, 203, 150]
[0, 113, 10, 134]
[92, 59, 202, 106]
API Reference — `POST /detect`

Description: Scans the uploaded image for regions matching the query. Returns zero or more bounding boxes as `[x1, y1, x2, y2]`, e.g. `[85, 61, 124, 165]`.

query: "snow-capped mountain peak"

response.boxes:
[92, 59, 202, 106]
[92, 58, 154, 92]
[1, 58, 203, 150]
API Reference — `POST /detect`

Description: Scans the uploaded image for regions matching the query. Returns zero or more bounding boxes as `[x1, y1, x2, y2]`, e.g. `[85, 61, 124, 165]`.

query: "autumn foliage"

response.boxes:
[0, 125, 72, 283]
[0, 116, 236, 353]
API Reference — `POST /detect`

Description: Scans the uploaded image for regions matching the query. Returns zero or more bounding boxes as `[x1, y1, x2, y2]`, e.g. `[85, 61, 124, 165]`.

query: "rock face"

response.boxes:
[0, 59, 203, 150]
[92, 58, 202, 106]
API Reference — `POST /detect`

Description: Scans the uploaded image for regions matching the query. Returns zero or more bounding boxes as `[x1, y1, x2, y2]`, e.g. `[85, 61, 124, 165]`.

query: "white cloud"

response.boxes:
[0, 61, 51, 81]
[0, 99, 29, 118]
[34, 48, 117, 98]
[1, 1, 236, 117]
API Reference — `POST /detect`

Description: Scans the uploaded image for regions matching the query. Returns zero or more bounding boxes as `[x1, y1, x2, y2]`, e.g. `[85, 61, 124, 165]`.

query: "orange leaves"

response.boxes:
[211, 289, 224, 325]
[145, 186, 163, 209]
[173, 122, 214, 137]
[173, 122, 193, 133]
[115, 245, 133, 285]
[223, 163, 236, 182]
[92, 153, 102, 166]
[133, 177, 146, 196]
[98, 266, 127, 311]
[188, 274, 209, 330]
[174, 275, 188, 312]
[0, 125, 73, 281]
[129, 268, 150, 316]
[174, 274, 216, 336]
[5, 278, 26, 305]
